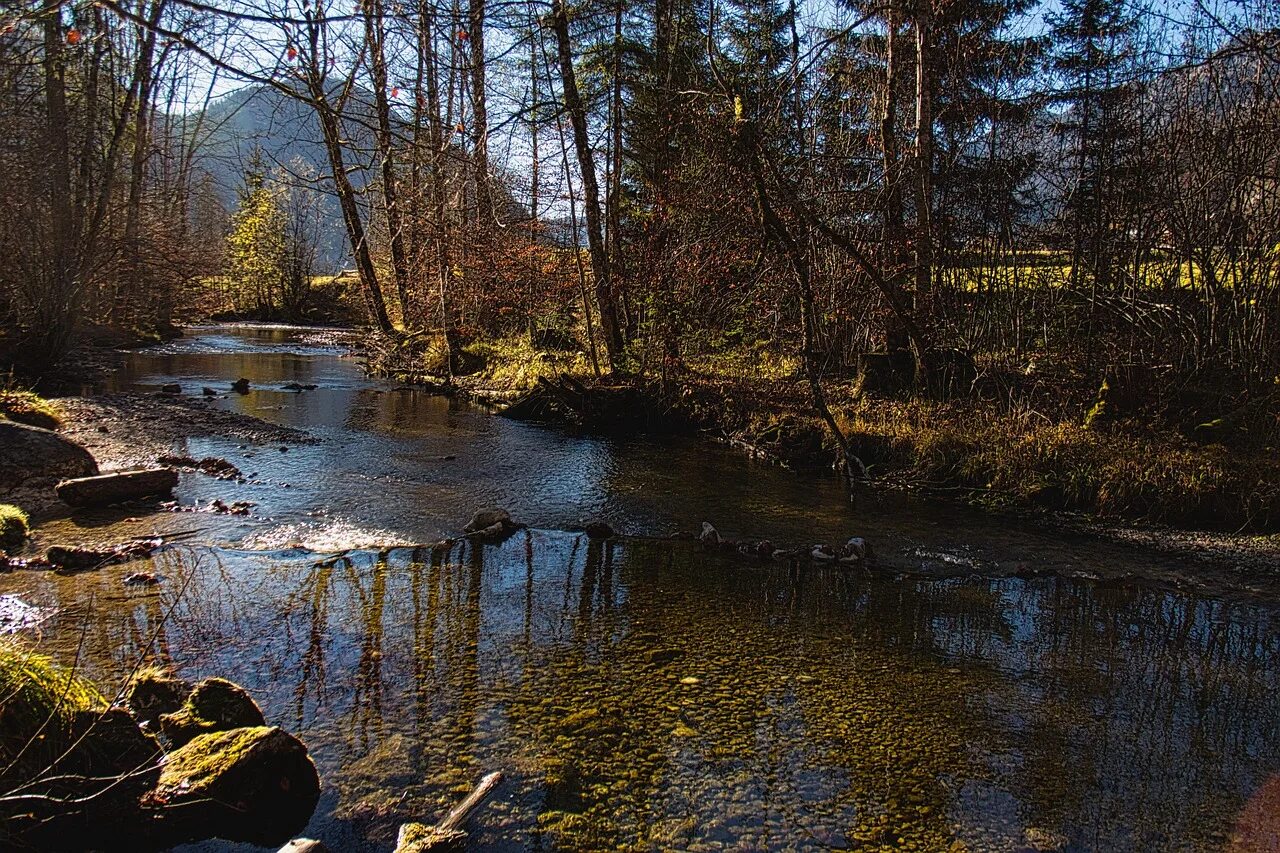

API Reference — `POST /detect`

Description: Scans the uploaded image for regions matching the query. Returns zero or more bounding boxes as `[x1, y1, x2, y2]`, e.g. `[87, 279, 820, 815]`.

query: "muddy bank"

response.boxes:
[4, 393, 314, 518]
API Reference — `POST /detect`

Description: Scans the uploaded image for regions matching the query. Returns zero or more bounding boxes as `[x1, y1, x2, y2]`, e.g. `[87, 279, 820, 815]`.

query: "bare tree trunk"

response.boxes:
[40, 0, 77, 360]
[303, 9, 393, 334]
[551, 0, 625, 372]
[122, 0, 165, 324]
[364, 0, 412, 325]
[913, 0, 933, 327]
[469, 0, 492, 223]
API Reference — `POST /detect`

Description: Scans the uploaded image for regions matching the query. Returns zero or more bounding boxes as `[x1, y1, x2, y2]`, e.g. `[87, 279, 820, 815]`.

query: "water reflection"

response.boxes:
[3, 534, 1278, 851]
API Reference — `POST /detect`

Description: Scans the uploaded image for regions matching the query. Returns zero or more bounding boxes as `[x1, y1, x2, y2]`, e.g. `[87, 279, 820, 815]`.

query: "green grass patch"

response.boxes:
[0, 390, 63, 430]
[0, 640, 107, 778]
[0, 505, 29, 550]
[463, 336, 594, 390]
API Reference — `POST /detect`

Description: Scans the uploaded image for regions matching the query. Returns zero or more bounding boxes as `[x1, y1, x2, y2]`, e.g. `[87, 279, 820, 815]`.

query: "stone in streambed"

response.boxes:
[231, 378, 251, 394]
[148, 726, 320, 846]
[583, 520, 615, 539]
[123, 666, 194, 730]
[160, 676, 266, 748]
[463, 507, 522, 542]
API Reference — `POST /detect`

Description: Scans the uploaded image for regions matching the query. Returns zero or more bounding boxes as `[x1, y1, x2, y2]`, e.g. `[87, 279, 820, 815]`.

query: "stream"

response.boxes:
[4, 324, 1279, 852]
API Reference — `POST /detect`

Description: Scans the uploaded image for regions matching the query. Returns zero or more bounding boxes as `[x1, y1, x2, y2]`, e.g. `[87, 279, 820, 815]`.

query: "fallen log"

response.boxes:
[395, 771, 504, 853]
[56, 467, 179, 507]
[46, 537, 164, 571]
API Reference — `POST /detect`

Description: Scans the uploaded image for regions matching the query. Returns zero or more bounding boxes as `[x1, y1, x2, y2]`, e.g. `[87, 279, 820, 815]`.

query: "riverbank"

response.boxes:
[1, 391, 314, 518]
[367, 331, 1280, 535]
[9, 325, 1277, 596]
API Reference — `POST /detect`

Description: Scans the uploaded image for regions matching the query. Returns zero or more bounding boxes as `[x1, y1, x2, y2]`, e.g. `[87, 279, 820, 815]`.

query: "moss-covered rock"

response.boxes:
[0, 390, 63, 430]
[123, 666, 194, 730]
[159, 676, 266, 747]
[149, 726, 321, 846]
[0, 504, 28, 550]
[395, 821, 467, 852]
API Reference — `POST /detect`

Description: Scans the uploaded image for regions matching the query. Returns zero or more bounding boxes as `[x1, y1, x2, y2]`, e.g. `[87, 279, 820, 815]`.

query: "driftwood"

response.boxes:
[394, 771, 504, 853]
[499, 374, 678, 432]
[45, 537, 164, 571]
[56, 467, 179, 506]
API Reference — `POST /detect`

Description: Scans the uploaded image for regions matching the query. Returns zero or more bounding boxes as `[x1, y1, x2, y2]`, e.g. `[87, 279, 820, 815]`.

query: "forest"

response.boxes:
[0, 0, 1278, 527]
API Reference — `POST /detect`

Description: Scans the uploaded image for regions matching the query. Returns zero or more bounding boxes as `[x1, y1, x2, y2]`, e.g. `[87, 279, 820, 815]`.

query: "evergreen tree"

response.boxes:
[1047, 0, 1141, 291]
[225, 151, 289, 314]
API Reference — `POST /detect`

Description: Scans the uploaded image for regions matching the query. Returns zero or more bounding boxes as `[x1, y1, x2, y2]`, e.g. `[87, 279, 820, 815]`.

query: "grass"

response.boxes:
[0, 505, 29, 550]
[833, 399, 1279, 529]
[0, 640, 107, 779]
[0, 390, 63, 430]
[463, 336, 594, 390]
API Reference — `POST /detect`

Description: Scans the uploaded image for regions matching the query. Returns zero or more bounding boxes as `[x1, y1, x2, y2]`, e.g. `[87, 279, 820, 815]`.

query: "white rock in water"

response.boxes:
[699, 522, 720, 545]
[844, 537, 870, 559]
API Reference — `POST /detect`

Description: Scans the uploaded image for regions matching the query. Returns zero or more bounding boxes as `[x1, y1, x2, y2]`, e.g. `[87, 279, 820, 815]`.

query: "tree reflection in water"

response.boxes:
[5, 533, 1279, 851]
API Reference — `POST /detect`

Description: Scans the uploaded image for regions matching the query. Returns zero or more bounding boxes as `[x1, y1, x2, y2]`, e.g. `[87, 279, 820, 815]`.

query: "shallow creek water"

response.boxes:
[4, 325, 1280, 852]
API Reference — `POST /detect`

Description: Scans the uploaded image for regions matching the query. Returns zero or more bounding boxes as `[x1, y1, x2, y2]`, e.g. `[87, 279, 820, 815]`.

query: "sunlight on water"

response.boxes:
[7, 325, 1277, 851]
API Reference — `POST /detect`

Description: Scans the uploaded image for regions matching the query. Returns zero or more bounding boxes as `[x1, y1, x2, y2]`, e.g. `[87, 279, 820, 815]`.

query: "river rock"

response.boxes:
[463, 507, 522, 542]
[0, 421, 98, 491]
[55, 467, 178, 507]
[160, 676, 267, 747]
[161, 383, 182, 394]
[124, 667, 194, 730]
[231, 378, 251, 394]
[148, 726, 321, 846]
[280, 840, 331, 853]
[699, 522, 720, 545]
[583, 520, 615, 539]
[464, 507, 512, 532]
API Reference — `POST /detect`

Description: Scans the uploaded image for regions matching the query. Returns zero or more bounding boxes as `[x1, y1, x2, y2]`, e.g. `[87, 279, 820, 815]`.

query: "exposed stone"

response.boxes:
[123, 667, 194, 730]
[149, 726, 321, 846]
[280, 840, 331, 853]
[231, 378, 251, 394]
[464, 507, 512, 533]
[160, 676, 267, 747]
[583, 520, 615, 539]
[160, 383, 182, 394]
[0, 421, 98, 492]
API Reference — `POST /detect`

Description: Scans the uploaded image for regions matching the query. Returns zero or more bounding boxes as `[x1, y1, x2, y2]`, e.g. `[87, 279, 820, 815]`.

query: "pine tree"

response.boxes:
[1048, 0, 1140, 292]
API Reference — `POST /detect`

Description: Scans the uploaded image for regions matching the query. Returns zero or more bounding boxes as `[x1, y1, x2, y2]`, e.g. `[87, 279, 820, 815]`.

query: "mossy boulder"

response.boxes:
[123, 666, 194, 730]
[148, 726, 321, 846]
[0, 504, 28, 550]
[159, 676, 266, 747]
[0, 390, 63, 430]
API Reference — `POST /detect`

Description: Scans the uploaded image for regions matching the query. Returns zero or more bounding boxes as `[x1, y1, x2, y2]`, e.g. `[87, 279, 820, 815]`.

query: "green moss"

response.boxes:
[156, 725, 276, 790]
[159, 677, 265, 746]
[0, 504, 29, 550]
[0, 391, 63, 430]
